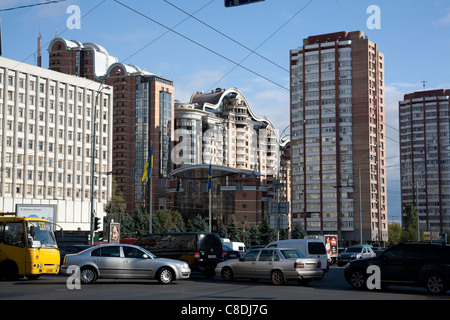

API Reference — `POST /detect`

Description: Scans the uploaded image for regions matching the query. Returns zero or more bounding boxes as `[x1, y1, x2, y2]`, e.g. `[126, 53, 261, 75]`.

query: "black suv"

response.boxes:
[344, 242, 450, 294]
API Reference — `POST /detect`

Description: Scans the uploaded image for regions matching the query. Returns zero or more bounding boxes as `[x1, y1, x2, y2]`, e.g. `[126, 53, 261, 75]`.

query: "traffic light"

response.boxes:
[94, 217, 101, 231]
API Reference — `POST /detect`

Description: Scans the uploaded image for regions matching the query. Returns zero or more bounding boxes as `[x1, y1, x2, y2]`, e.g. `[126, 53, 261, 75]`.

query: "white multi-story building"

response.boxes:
[399, 89, 450, 234]
[0, 56, 113, 231]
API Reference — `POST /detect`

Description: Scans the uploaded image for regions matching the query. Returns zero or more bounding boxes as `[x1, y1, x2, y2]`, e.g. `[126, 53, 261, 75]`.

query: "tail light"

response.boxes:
[222, 252, 228, 258]
[294, 262, 304, 269]
[317, 261, 322, 269]
[194, 252, 201, 259]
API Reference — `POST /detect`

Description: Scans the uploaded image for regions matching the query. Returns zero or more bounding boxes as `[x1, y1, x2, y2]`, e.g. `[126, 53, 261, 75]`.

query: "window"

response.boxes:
[123, 246, 147, 259]
[3, 222, 25, 247]
[242, 250, 259, 261]
[258, 250, 273, 261]
[91, 246, 121, 257]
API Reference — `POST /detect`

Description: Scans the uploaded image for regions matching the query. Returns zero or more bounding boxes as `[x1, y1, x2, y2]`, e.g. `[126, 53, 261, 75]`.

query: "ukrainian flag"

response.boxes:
[142, 145, 153, 182]
[208, 160, 212, 190]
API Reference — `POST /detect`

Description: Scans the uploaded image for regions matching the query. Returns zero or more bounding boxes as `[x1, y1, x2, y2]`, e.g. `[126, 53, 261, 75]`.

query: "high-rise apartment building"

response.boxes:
[48, 38, 174, 213]
[0, 56, 113, 231]
[290, 31, 387, 245]
[168, 88, 290, 229]
[399, 89, 450, 234]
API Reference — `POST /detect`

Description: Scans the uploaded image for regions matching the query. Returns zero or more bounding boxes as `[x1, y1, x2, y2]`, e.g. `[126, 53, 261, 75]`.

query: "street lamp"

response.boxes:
[90, 83, 110, 244]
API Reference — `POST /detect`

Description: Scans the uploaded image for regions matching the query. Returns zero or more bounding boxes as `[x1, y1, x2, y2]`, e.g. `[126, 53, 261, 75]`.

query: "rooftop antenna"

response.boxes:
[422, 80, 427, 91]
[37, 32, 42, 67]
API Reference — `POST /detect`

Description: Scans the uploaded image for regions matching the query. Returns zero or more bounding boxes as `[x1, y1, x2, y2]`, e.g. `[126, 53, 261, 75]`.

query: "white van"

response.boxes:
[266, 239, 329, 272]
[222, 240, 247, 253]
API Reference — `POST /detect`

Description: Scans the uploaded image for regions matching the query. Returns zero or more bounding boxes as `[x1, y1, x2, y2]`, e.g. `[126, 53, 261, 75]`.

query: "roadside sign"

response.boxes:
[269, 201, 290, 214]
[225, 0, 265, 8]
[269, 214, 289, 230]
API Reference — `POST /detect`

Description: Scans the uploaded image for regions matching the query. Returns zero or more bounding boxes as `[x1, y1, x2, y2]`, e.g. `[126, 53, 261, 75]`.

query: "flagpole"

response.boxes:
[209, 186, 211, 233]
[149, 143, 153, 234]
[208, 160, 212, 233]
[149, 169, 153, 234]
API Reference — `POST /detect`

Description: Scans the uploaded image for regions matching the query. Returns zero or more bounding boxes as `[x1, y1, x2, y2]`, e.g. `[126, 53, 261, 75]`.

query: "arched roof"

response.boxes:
[169, 164, 261, 180]
[190, 87, 287, 145]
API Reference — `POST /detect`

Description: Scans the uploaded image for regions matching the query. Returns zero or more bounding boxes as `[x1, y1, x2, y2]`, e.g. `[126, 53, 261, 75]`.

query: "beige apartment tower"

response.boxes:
[399, 90, 450, 235]
[290, 31, 387, 245]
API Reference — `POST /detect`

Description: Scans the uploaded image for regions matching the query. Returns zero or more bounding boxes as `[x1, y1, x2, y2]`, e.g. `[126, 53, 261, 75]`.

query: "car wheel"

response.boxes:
[271, 270, 285, 285]
[348, 269, 367, 290]
[80, 267, 97, 284]
[221, 267, 234, 282]
[157, 267, 174, 284]
[425, 273, 448, 295]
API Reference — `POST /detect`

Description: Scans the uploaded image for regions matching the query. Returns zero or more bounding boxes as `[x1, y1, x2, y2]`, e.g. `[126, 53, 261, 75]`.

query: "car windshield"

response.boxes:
[279, 249, 306, 259]
[26, 220, 58, 248]
[345, 247, 363, 253]
[138, 246, 157, 259]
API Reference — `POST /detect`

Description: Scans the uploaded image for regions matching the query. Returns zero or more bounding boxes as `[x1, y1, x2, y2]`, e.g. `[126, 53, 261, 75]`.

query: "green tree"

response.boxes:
[152, 209, 185, 233]
[189, 214, 208, 232]
[291, 223, 305, 239]
[104, 177, 126, 219]
[387, 222, 402, 246]
[247, 226, 260, 247]
[227, 216, 240, 242]
[133, 206, 150, 236]
[258, 214, 276, 245]
[120, 212, 136, 238]
[401, 204, 419, 242]
[217, 220, 228, 239]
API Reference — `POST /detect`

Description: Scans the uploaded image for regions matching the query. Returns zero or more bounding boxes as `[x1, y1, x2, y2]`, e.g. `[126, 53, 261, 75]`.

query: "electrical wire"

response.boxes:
[123, 0, 216, 63]
[163, 0, 289, 73]
[113, 0, 290, 91]
[0, 0, 71, 12]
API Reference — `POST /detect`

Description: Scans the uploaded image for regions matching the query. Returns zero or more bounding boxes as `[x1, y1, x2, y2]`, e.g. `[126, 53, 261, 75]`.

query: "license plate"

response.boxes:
[208, 255, 216, 258]
[229, 254, 237, 258]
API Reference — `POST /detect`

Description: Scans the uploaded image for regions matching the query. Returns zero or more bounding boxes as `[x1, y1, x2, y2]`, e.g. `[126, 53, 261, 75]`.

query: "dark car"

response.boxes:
[222, 244, 242, 260]
[59, 244, 93, 266]
[134, 232, 223, 278]
[344, 242, 450, 294]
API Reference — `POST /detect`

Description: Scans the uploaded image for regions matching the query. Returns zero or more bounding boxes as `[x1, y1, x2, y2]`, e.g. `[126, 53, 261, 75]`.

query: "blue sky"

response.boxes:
[2, 0, 450, 223]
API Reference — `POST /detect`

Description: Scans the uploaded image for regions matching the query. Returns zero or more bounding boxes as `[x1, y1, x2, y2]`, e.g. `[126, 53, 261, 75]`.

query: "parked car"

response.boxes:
[134, 232, 223, 278]
[373, 247, 388, 256]
[266, 239, 329, 272]
[59, 244, 93, 266]
[344, 242, 450, 295]
[61, 244, 191, 284]
[215, 248, 323, 285]
[337, 245, 376, 266]
[222, 244, 242, 260]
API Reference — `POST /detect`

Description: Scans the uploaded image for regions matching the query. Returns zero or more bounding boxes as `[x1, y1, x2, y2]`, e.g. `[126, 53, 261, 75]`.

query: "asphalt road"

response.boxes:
[0, 266, 448, 301]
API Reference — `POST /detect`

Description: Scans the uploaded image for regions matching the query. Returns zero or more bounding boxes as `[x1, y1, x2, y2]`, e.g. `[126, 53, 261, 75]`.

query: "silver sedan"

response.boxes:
[61, 244, 190, 284]
[215, 248, 323, 285]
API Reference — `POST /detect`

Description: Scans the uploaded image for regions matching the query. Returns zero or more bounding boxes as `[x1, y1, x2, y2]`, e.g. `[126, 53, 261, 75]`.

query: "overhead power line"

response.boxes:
[113, 0, 290, 91]
[123, 0, 216, 63]
[163, 0, 289, 73]
[0, 0, 70, 12]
